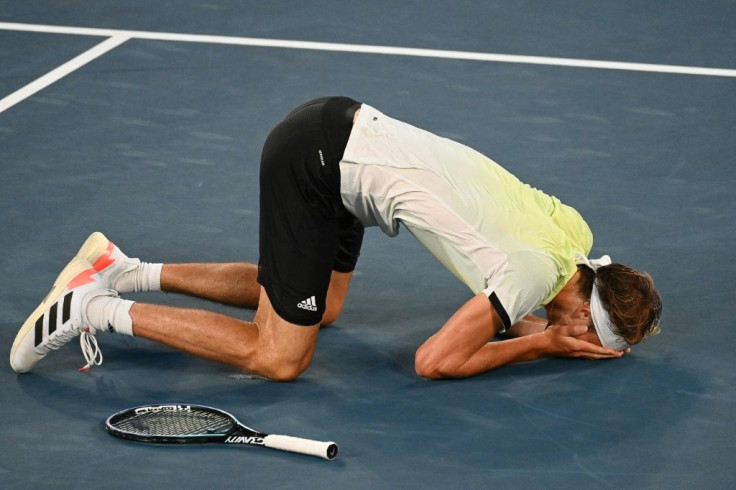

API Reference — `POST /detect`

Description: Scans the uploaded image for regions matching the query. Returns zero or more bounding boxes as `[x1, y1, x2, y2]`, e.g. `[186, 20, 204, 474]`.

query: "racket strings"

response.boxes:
[113, 410, 234, 436]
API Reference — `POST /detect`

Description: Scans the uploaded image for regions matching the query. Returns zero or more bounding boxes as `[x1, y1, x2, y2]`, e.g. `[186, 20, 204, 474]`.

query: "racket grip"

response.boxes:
[263, 434, 338, 460]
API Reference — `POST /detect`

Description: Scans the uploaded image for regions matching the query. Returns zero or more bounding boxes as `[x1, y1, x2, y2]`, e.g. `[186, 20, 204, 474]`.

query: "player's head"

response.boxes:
[577, 263, 662, 349]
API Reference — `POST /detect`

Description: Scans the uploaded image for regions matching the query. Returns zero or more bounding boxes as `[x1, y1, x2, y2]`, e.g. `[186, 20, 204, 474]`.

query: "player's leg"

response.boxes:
[130, 286, 319, 381]
[78, 231, 262, 308]
[95, 244, 349, 324]
[163, 264, 353, 326]
[9, 261, 318, 379]
[322, 215, 364, 327]
[322, 270, 353, 327]
[161, 262, 260, 308]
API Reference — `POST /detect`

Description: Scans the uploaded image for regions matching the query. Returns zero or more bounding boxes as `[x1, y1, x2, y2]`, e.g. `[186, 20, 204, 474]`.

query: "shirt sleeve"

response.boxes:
[482, 251, 558, 332]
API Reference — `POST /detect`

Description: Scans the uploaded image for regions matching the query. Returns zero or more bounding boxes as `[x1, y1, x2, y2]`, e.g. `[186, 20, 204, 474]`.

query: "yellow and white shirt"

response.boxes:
[339, 104, 593, 330]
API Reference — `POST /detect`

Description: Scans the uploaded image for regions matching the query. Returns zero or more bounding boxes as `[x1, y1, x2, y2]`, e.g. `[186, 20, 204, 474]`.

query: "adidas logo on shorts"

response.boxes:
[297, 296, 318, 312]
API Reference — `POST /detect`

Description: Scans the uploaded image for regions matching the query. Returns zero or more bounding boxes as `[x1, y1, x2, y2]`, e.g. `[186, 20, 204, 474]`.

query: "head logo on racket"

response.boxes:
[133, 404, 192, 415]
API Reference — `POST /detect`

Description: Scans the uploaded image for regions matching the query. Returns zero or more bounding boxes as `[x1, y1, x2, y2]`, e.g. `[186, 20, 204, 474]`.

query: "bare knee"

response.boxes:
[229, 342, 312, 381]
[234, 337, 318, 381]
[252, 357, 309, 382]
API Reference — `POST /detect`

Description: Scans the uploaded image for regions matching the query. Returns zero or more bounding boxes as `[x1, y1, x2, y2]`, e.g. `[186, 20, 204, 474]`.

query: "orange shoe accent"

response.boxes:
[68, 268, 97, 290]
[92, 241, 116, 272]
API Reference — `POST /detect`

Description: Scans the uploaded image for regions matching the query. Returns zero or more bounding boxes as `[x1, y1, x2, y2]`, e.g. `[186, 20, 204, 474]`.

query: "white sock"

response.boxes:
[136, 262, 162, 292]
[87, 296, 135, 336]
[113, 262, 163, 293]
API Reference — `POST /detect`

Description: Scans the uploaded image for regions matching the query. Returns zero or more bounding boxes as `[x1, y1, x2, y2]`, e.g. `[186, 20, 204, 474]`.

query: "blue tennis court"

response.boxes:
[1, 1, 735, 488]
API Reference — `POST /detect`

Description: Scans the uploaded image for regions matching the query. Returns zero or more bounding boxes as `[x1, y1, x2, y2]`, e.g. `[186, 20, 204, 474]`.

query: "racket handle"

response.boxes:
[263, 434, 339, 460]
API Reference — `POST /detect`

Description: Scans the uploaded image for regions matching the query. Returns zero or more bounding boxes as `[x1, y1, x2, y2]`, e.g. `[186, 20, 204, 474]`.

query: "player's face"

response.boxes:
[545, 293, 586, 326]
[546, 284, 593, 318]
[546, 295, 603, 346]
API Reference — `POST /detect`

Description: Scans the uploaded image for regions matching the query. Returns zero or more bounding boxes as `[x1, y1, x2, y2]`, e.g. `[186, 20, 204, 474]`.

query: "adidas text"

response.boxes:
[297, 296, 318, 312]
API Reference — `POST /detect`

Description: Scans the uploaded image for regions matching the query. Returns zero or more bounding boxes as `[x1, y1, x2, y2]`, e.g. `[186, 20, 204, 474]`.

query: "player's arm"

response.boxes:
[414, 294, 622, 379]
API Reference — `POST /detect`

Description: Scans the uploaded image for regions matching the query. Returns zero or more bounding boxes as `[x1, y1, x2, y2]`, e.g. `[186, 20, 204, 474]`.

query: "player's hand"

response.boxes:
[543, 323, 624, 360]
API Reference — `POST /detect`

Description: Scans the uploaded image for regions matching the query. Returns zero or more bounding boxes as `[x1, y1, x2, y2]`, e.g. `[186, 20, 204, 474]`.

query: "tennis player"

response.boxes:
[10, 96, 662, 380]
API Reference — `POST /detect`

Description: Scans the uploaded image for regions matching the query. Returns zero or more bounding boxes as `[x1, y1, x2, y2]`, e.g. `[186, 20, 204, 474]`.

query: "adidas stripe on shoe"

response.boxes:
[10, 257, 117, 373]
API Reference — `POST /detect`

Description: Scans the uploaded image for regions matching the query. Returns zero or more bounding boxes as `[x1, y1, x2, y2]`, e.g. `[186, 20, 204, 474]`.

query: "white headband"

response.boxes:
[574, 253, 630, 351]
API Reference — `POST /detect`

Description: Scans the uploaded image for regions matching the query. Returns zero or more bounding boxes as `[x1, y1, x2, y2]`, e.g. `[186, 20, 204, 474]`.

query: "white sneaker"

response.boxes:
[75, 232, 141, 293]
[10, 257, 117, 373]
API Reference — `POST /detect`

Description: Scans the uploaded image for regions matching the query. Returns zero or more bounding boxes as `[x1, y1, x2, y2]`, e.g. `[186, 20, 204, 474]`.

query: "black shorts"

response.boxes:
[257, 96, 365, 326]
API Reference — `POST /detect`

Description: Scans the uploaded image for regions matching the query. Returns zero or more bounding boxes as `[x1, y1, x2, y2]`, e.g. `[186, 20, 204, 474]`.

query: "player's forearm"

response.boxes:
[415, 295, 554, 379]
[431, 334, 549, 378]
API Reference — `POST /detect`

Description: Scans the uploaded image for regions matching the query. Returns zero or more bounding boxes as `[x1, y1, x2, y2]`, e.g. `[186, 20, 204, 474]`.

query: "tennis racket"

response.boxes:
[105, 404, 338, 460]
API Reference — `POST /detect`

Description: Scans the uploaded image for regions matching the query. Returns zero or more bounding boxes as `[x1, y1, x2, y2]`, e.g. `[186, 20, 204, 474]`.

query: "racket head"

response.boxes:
[106, 403, 245, 444]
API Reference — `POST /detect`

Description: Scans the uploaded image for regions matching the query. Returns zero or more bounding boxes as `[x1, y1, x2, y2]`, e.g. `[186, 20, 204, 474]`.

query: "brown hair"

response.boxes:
[580, 264, 662, 345]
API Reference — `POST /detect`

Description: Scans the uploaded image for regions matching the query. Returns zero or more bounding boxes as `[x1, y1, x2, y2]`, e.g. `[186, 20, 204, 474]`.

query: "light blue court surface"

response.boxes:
[1, 2, 735, 488]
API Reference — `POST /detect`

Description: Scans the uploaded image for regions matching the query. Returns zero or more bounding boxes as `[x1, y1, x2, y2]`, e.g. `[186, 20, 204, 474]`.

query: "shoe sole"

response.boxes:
[10, 232, 111, 372]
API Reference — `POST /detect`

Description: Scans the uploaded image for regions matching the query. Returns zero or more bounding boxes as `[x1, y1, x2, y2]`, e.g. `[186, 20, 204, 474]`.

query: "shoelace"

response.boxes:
[78, 328, 103, 373]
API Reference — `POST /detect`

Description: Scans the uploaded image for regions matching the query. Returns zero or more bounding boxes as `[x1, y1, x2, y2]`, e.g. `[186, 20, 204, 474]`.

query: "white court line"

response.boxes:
[2, 21, 736, 78]
[0, 34, 130, 114]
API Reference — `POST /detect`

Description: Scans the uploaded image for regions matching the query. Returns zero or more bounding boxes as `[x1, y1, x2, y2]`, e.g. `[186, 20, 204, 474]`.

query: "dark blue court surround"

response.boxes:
[1, 2, 734, 488]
